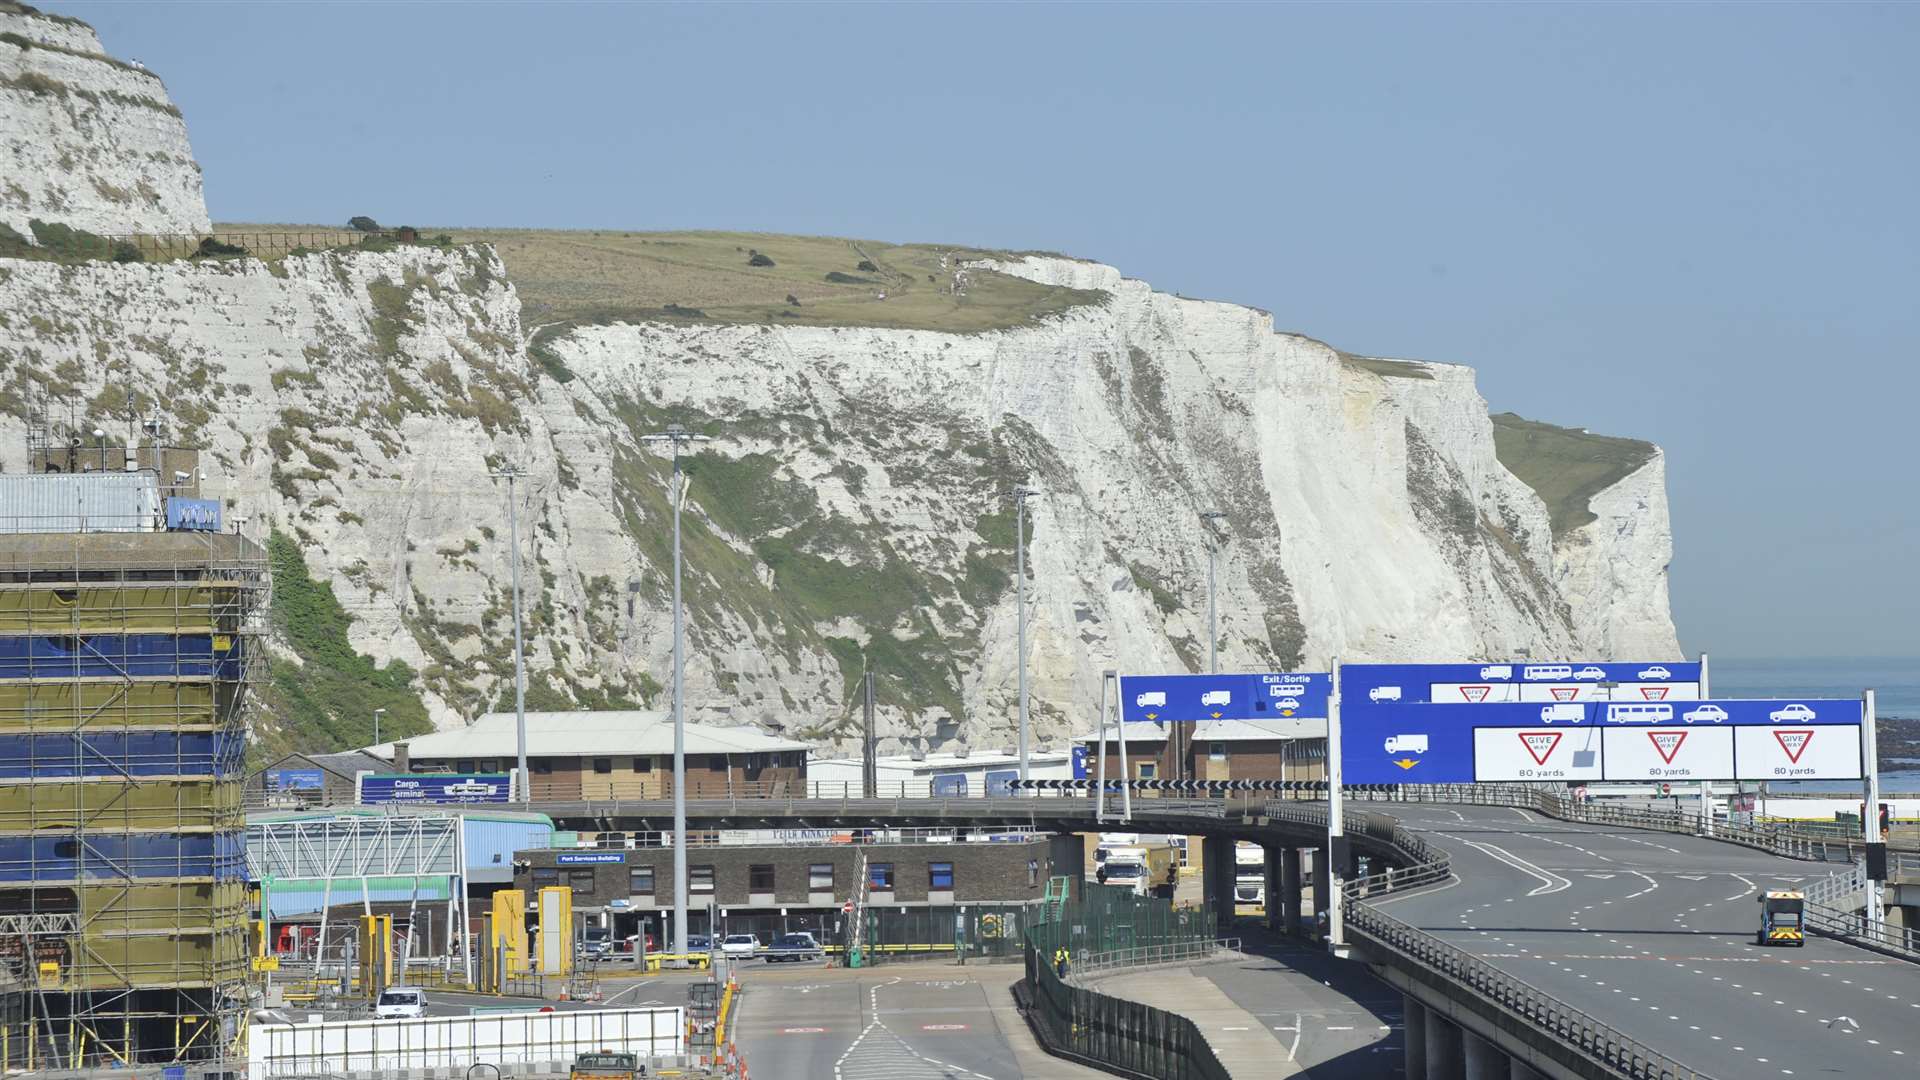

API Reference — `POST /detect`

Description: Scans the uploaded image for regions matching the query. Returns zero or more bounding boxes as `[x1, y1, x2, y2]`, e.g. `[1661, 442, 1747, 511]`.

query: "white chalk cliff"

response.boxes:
[0, 9, 1681, 755]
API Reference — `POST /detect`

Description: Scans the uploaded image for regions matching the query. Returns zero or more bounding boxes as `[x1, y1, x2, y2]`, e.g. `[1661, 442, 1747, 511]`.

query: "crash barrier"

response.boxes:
[248, 1005, 684, 1074]
[1802, 860, 1920, 962]
[1067, 936, 1242, 981]
[1020, 893, 1231, 1080]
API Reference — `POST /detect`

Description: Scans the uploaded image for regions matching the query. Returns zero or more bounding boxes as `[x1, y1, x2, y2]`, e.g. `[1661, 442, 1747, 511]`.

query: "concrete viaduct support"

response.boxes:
[1202, 835, 1235, 919]
[1279, 846, 1302, 935]
[1403, 994, 1551, 1080]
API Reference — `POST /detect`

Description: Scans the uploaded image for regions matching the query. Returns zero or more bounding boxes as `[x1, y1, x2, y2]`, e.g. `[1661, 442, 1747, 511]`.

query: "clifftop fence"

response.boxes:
[0, 226, 457, 264]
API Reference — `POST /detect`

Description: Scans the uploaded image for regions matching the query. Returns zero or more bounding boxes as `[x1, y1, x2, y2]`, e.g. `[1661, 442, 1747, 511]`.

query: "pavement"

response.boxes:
[727, 960, 1100, 1080]
[1090, 961, 1300, 1076]
[1382, 802, 1920, 1078]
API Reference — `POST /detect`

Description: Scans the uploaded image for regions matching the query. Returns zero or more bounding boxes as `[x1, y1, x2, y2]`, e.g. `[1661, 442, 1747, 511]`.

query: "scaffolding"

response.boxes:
[0, 527, 266, 1070]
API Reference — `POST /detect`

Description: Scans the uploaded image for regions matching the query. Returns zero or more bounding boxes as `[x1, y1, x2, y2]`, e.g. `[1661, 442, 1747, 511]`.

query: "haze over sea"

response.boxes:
[1711, 656, 1920, 790]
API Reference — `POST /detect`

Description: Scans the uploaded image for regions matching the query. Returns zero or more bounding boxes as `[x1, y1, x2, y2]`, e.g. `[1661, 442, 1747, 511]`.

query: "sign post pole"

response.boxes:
[1327, 656, 1345, 951]
[1117, 673, 1132, 824]
[1096, 671, 1112, 824]
[1863, 688, 1883, 932]
[1699, 653, 1712, 836]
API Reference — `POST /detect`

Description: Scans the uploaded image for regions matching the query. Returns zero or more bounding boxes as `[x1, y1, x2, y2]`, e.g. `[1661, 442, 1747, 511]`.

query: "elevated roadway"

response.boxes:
[437, 790, 1913, 1078]
[1380, 802, 1920, 1078]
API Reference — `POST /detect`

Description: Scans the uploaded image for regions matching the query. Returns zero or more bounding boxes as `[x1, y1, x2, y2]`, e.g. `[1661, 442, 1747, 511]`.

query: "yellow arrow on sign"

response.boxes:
[1281, 709, 1294, 717]
[1210, 711, 1223, 718]
[1144, 712, 1158, 720]
[1393, 759, 1420, 770]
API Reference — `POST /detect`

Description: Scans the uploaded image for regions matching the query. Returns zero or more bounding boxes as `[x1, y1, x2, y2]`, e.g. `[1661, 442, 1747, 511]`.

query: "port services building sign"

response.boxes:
[1342, 698, 1864, 784]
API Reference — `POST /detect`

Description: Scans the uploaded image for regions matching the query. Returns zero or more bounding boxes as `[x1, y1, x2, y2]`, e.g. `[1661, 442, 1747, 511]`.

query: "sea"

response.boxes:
[1709, 656, 1920, 792]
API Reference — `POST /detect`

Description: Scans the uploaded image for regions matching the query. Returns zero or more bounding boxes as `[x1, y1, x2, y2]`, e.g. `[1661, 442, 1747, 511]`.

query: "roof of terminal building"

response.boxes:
[1071, 718, 1326, 743]
[363, 710, 812, 760]
[810, 748, 1074, 772]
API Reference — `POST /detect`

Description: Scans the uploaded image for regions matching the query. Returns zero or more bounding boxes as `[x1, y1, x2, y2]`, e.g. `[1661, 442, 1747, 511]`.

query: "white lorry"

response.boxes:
[1539, 703, 1586, 723]
[1369, 686, 1402, 702]
[1480, 665, 1514, 680]
[1383, 734, 1428, 754]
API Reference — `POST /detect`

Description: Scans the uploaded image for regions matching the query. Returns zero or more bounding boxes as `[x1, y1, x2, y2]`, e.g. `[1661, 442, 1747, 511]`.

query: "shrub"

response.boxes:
[824, 271, 874, 285]
[347, 215, 380, 232]
[193, 236, 246, 258]
[747, 252, 775, 267]
[856, 259, 878, 272]
[786, 293, 800, 306]
[110, 240, 142, 263]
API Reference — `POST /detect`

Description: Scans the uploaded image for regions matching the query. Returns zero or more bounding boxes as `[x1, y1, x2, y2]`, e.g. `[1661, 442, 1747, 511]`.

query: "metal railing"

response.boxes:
[1069, 937, 1241, 981]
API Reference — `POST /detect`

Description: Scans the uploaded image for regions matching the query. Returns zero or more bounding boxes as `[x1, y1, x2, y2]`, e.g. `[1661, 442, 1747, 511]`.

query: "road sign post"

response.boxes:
[1096, 672, 1110, 825]
[1327, 657, 1345, 952]
[1700, 653, 1712, 836]
[1863, 689, 1883, 931]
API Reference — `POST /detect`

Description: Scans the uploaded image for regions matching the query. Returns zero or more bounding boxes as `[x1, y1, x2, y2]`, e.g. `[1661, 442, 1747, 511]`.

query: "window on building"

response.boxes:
[480, 759, 499, 772]
[1028, 859, 1040, 887]
[808, 863, 834, 891]
[532, 759, 553, 775]
[708, 755, 727, 773]
[749, 865, 776, 892]
[630, 867, 655, 895]
[1136, 762, 1157, 780]
[457, 759, 477, 774]
[690, 866, 715, 894]
[633, 757, 654, 773]
[929, 862, 955, 891]
[568, 869, 595, 893]
[1209, 742, 1227, 761]
[532, 868, 559, 888]
[868, 863, 894, 890]
[593, 757, 613, 774]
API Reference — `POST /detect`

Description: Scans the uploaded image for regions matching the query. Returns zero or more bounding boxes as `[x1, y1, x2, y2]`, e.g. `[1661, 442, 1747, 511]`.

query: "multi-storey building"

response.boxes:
[0, 423, 263, 1070]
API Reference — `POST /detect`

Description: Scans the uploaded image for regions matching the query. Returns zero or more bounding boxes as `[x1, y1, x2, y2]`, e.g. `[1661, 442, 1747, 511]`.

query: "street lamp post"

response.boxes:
[1008, 486, 1040, 782]
[373, 708, 386, 748]
[490, 466, 529, 804]
[641, 424, 712, 957]
[1199, 511, 1228, 674]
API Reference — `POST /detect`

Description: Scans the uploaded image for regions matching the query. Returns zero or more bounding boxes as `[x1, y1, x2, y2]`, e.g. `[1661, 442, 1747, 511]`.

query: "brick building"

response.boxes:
[367, 710, 810, 799]
[513, 832, 1078, 945]
[1075, 718, 1326, 785]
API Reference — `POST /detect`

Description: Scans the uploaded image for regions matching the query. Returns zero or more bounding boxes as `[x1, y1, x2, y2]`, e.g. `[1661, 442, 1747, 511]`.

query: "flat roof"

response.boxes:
[364, 710, 812, 760]
[810, 749, 1074, 772]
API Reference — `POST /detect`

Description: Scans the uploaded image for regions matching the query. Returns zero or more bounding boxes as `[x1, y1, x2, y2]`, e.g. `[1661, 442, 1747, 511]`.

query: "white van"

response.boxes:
[1369, 686, 1402, 702]
[1539, 703, 1585, 723]
[373, 986, 427, 1020]
[1200, 690, 1232, 707]
[1383, 734, 1428, 754]
[1479, 665, 1513, 680]
[1135, 691, 1166, 708]
[1523, 665, 1574, 681]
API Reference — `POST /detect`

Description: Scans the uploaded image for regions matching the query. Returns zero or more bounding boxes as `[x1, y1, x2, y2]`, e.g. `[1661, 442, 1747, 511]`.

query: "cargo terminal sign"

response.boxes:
[1119, 672, 1331, 724]
[1341, 697, 1865, 784]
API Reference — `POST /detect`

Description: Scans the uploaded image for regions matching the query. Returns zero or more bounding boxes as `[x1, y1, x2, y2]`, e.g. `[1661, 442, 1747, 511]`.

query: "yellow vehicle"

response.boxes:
[569, 1051, 639, 1080]
[1757, 889, 1805, 947]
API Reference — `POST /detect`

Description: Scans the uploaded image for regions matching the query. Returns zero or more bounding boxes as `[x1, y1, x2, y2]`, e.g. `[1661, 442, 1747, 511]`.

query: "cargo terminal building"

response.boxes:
[513, 829, 1081, 950]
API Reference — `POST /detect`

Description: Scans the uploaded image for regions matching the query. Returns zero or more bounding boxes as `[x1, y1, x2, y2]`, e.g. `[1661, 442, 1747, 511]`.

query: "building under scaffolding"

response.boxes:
[0, 417, 264, 1071]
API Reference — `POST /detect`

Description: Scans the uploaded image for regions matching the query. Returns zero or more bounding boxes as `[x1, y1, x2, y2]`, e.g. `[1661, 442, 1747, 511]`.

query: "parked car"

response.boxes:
[580, 928, 612, 959]
[766, 933, 824, 962]
[721, 933, 760, 957]
[616, 932, 657, 954]
[373, 986, 427, 1020]
[683, 933, 712, 953]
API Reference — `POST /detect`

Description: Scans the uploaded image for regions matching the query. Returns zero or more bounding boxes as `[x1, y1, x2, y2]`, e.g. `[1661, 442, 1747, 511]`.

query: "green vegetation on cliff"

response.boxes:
[255, 530, 431, 759]
[1491, 412, 1657, 537]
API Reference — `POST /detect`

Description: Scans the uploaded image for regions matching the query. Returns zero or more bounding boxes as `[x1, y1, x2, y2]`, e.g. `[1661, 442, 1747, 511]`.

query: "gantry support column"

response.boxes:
[1280, 847, 1303, 936]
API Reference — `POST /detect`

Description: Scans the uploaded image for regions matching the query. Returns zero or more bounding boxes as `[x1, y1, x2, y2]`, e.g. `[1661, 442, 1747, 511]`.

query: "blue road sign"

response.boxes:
[1071, 744, 1090, 780]
[267, 768, 325, 792]
[1120, 672, 1330, 724]
[1341, 661, 1703, 704]
[1341, 698, 1863, 784]
[358, 773, 513, 804]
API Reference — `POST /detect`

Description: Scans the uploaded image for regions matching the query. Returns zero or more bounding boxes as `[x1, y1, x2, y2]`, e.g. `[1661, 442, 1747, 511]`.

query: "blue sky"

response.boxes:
[62, 1, 1918, 660]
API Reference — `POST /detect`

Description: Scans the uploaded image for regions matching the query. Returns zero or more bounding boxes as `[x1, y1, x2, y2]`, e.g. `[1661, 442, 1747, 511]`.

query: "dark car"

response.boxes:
[765, 933, 824, 963]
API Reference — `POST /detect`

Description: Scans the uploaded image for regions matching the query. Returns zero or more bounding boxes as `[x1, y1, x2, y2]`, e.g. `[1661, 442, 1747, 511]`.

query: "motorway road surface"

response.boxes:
[1383, 802, 1920, 1078]
[1201, 924, 1405, 1078]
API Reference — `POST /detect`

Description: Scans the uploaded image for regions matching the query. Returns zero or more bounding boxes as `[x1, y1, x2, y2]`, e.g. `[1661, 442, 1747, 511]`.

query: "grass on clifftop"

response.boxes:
[219, 225, 1108, 335]
[1491, 412, 1658, 537]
